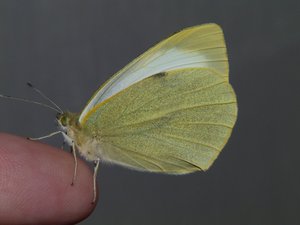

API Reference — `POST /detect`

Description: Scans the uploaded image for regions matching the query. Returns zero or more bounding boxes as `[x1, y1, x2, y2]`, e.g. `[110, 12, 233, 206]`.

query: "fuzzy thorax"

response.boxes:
[57, 112, 101, 161]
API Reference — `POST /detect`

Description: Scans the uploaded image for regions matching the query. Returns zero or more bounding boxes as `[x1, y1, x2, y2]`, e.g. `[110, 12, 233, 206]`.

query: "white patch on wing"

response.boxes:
[99, 48, 207, 102]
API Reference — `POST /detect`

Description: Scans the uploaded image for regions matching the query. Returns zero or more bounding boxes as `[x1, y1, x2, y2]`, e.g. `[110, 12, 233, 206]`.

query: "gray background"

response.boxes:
[1, 0, 299, 225]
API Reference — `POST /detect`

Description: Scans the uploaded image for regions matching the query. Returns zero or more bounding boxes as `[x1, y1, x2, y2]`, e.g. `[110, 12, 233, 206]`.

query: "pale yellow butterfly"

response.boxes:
[2, 23, 238, 203]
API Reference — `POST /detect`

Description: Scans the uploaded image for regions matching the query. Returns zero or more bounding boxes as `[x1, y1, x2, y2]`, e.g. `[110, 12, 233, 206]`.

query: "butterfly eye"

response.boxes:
[60, 115, 67, 126]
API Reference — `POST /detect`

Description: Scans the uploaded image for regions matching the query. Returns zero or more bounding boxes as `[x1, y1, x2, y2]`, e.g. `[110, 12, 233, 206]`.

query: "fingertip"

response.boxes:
[0, 133, 97, 224]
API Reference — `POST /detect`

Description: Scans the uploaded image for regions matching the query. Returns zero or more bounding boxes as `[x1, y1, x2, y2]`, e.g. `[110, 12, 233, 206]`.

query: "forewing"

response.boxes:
[82, 68, 237, 174]
[79, 23, 228, 123]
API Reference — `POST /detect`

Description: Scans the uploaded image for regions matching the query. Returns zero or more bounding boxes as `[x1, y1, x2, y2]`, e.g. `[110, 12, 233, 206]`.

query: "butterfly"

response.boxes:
[2, 23, 238, 203]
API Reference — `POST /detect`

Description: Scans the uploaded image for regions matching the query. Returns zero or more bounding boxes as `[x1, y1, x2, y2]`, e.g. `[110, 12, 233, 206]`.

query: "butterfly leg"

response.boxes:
[27, 130, 63, 141]
[92, 158, 100, 204]
[71, 142, 78, 186]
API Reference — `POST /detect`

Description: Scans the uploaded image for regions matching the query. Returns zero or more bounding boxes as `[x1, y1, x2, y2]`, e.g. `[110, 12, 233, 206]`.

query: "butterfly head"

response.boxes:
[56, 112, 81, 146]
[56, 112, 79, 131]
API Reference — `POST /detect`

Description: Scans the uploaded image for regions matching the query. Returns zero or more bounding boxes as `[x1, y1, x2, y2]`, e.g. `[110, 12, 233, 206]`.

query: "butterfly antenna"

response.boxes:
[0, 94, 62, 113]
[27, 82, 63, 113]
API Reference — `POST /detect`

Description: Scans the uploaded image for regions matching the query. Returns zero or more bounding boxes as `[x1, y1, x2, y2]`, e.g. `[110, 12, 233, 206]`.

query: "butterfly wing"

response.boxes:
[82, 68, 237, 173]
[79, 23, 228, 123]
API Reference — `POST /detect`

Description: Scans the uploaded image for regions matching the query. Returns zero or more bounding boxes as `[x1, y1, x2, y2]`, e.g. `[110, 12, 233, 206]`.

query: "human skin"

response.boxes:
[0, 133, 97, 225]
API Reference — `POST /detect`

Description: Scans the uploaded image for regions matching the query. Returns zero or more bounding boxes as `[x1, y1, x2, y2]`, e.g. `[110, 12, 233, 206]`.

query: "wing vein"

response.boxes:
[113, 147, 149, 170]
[162, 133, 221, 152]
[102, 101, 236, 132]
[108, 143, 183, 172]
[172, 121, 234, 129]
[110, 143, 165, 171]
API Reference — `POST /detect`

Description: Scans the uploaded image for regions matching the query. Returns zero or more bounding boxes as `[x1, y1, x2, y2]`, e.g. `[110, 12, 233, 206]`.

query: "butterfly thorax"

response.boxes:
[57, 112, 101, 161]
